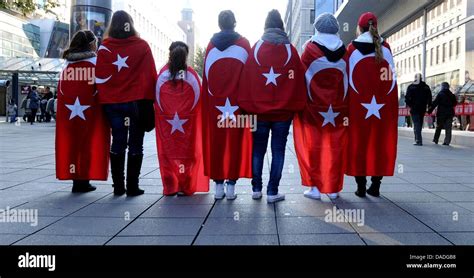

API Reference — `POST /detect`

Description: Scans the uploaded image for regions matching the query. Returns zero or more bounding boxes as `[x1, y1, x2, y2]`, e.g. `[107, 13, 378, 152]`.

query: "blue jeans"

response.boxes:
[252, 120, 292, 196]
[104, 102, 145, 155]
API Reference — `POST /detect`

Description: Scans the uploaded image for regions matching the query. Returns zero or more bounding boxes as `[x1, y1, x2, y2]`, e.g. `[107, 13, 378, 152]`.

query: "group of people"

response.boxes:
[16, 86, 56, 125]
[405, 75, 458, 146]
[55, 9, 399, 203]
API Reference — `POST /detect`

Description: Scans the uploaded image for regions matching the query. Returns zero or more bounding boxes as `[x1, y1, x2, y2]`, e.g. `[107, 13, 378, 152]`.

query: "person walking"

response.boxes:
[429, 82, 458, 146]
[96, 10, 158, 196]
[27, 86, 40, 125]
[405, 73, 432, 146]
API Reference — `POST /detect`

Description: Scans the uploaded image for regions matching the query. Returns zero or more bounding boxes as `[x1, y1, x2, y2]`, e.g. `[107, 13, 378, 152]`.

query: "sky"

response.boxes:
[160, 0, 288, 47]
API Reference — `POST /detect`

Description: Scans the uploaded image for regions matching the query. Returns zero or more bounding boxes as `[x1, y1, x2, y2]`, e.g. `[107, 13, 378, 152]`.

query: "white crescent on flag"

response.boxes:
[156, 69, 201, 112]
[305, 56, 348, 102]
[349, 46, 397, 95]
[95, 45, 113, 84]
[254, 40, 292, 67]
[204, 45, 248, 96]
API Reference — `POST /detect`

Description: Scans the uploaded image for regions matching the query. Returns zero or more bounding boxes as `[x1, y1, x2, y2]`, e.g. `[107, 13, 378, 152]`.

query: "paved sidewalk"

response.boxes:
[0, 121, 473, 246]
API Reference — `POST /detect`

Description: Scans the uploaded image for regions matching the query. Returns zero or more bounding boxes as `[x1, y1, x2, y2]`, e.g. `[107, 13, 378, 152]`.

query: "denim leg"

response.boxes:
[104, 104, 129, 155]
[226, 180, 237, 185]
[267, 120, 292, 196]
[251, 121, 271, 193]
[214, 180, 225, 184]
[128, 117, 145, 155]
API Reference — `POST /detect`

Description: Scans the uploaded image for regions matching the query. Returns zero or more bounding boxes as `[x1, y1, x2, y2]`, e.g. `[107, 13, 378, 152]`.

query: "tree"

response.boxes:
[0, 0, 60, 16]
[193, 46, 206, 78]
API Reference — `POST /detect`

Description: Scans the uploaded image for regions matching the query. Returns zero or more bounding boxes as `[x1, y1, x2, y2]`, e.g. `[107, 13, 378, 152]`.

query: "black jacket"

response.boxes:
[405, 81, 432, 114]
[428, 88, 457, 118]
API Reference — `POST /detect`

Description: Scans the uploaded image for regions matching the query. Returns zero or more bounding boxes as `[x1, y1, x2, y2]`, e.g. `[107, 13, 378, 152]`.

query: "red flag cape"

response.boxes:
[96, 36, 157, 104]
[346, 42, 398, 177]
[155, 65, 209, 195]
[293, 42, 349, 193]
[56, 57, 110, 180]
[201, 37, 253, 180]
[238, 40, 306, 118]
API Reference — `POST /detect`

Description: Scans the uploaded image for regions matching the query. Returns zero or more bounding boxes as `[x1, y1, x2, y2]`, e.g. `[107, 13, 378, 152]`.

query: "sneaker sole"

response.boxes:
[214, 195, 226, 200]
[304, 194, 321, 200]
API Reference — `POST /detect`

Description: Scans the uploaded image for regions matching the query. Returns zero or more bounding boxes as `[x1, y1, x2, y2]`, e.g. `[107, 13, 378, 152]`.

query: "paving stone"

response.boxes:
[200, 217, 277, 235]
[119, 218, 204, 236]
[107, 236, 194, 245]
[279, 234, 365, 245]
[360, 233, 452, 245]
[194, 235, 279, 245]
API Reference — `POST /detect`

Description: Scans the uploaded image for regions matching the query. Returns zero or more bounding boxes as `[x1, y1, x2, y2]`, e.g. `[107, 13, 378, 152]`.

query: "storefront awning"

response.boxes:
[0, 57, 66, 87]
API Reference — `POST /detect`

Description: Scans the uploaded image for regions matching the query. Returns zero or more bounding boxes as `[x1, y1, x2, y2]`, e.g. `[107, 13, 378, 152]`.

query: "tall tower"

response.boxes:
[178, 3, 198, 66]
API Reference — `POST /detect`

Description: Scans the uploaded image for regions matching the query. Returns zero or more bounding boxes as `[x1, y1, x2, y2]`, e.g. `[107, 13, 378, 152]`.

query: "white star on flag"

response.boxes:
[262, 66, 281, 86]
[65, 97, 90, 121]
[319, 105, 340, 127]
[167, 112, 188, 134]
[113, 54, 129, 72]
[361, 96, 385, 120]
[216, 97, 239, 122]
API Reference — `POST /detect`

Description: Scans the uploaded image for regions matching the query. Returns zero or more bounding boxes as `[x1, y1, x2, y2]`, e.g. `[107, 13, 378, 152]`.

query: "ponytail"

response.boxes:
[369, 22, 383, 63]
[168, 41, 189, 82]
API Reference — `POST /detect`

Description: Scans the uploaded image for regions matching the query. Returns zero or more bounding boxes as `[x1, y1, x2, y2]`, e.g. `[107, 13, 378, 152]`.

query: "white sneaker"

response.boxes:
[252, 191, 263, 200]
[327, 193, 339, 200]
[214, 183, 225, 200]
[225, 183, 237, 200]
[267, 193, 285, 204]
[304, 187, 321, 200]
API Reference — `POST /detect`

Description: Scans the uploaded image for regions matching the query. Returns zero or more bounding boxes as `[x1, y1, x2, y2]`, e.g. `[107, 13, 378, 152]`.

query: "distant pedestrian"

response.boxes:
[405, 73, 432, 146]
[429, 82, 457, 146]
[7, 99, 17, 123]
[27, 86, 40, 125]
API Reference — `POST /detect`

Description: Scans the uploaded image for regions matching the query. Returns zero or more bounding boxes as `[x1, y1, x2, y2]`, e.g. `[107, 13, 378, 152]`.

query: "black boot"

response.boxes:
[126, 154, 145, 197]
[367, 177, 382, 197]
[354, 176, 367, 198]
[110, 152, 126, 196]
[72, 180, 96, 193]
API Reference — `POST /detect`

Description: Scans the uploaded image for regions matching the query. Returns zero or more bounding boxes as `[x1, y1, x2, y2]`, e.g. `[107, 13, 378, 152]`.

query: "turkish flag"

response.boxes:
[346, 42, 398, 177]
[238, 40, 306, 120]
[293, 42, 349, 193]
[56, 58, 110, 180]
[201, 37, 253, 180]
[96, 36, 157, 104]
[155, 65, 209, 195]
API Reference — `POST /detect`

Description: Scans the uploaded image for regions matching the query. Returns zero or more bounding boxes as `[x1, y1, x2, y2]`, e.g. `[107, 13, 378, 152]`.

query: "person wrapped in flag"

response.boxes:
[56, 30, 110, 193]
[155, 42, 210, 196]
[293, 13, 348, 200]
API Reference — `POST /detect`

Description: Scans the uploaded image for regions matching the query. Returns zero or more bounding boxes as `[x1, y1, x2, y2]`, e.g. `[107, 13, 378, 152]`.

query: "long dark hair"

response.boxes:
[63, 30, 96, 58]
[168, 41, 189, 82]
[105, 10, 138, 39]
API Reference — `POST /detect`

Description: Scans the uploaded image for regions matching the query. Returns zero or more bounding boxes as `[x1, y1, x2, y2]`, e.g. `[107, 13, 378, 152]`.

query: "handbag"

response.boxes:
[135, 100, 155, 132]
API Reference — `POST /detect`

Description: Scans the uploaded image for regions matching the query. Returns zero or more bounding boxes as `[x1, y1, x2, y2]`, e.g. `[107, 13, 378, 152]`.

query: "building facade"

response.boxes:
[285, 0, 336, 53]
[0, 11, 41, 58]
[387, 0, 473, 96]
[113, 0, 187, 68]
